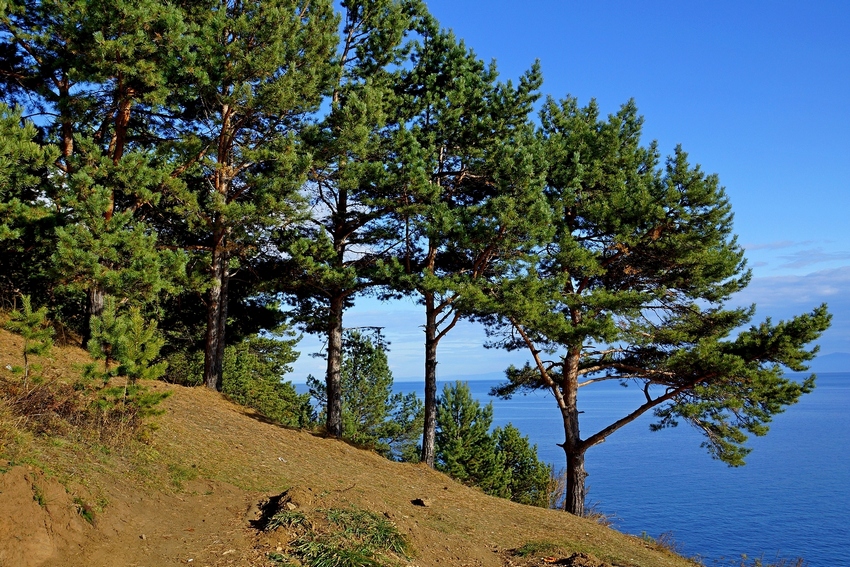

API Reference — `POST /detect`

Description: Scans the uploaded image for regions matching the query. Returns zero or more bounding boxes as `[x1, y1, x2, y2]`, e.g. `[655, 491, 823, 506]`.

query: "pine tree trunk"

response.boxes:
[563, 447, 588, 516]
[84, 286, 106, 347]
[325, 294, 344, 438]
[421, 291, 438, 467]
[204, 231, 228, 390]
[561, 348, 586, 516]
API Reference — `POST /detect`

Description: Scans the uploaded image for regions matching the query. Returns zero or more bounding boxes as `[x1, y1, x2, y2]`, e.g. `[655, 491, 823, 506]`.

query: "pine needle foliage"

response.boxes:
[435, 382, 551, 507]
[481, 97, 832, 515]
[4, 294, 53, 382]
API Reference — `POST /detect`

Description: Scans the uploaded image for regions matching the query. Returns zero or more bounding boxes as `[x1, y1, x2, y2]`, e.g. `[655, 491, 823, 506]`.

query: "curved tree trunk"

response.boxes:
[560, 348, 586, 515]
[421, 291, 438, 467]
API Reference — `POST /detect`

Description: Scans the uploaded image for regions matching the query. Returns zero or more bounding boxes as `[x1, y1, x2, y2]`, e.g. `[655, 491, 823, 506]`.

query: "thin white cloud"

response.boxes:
[732, 265, 850, 354]
[778, 249, 850, 270]
[743, 240, 807, 251]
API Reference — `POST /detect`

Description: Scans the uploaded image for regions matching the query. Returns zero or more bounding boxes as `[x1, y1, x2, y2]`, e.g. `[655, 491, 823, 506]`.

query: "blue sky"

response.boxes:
[289, 1, 850, 381]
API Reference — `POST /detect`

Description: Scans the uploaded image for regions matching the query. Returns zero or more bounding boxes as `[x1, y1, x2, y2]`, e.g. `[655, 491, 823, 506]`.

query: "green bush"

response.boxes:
[436, 381, 509, 497]
[436, 382, 551, 507]
[308, 330, 423, 461]
[494, 424, 552, 507]
[221, 329, 312, 428]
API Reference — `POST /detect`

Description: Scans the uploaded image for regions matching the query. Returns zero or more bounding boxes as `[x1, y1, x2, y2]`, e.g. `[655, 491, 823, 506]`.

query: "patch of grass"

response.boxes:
[32, 483, 46, 507]
[268, 552, 295, 565]
[292, 537, 380, 567]
[266, 509, 309, 531]
[515, 540, 560, 557]
[326, 507, 410, 555]
[167, 462, 198, 490]
[264, 505, 412, 567]
[73, 496, 95, 523]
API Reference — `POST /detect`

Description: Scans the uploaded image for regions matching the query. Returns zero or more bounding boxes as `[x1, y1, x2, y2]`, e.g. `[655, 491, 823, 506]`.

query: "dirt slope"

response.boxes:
[0, 333, 696, 567]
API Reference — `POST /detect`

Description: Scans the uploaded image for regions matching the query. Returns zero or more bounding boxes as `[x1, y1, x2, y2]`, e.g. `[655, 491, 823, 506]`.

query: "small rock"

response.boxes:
[285, 502, 297, 510]
[140, 534, 146, 540]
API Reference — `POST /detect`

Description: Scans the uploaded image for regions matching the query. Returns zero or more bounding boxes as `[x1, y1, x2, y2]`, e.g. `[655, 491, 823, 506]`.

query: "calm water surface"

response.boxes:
[394, 373, 850, 566]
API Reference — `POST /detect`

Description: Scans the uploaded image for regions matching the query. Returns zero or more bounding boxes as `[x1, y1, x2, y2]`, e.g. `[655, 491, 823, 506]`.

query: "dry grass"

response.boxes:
[0, 326, 701, 567]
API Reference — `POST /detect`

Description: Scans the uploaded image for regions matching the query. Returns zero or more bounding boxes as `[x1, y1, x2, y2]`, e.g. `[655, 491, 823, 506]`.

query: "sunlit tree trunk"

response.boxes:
[421, 290, 439, 467]
[325, 294, 345, 437]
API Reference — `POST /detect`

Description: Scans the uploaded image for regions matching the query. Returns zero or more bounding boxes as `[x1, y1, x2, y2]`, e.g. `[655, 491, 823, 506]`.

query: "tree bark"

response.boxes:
[84, 286, 106, 347]
[560, 348, 586, 516]
[563, 447, 588, 516]
[204, 229, 228, 390]
[325, 294, 344, 437]
[421, 291, 438, 467]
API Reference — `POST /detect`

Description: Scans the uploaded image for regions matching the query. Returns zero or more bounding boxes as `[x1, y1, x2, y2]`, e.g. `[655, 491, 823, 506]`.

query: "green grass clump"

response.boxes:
[326, 507, 410, 556]
[515, 540, 560, 557]
[293, 537, 381, 567]
[265, 509, 309, 531]
[265, 505, 411, 567]
[32, 483, 46, 506]
[73, 497, 95, 523]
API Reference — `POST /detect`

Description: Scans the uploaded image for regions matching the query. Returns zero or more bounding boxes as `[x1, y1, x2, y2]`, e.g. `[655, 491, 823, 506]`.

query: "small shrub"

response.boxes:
[3, 294, 53, 384]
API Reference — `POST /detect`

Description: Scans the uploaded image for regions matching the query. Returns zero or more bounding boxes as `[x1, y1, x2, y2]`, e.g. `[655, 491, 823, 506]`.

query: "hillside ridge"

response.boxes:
[0, 330, 695, 567]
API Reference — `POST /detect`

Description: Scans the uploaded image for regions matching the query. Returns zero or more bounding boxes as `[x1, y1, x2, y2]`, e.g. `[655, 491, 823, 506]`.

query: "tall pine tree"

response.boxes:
[163, 0, 338, 390]
[286, 0, 428, 437]
[384, 27, 549, 466]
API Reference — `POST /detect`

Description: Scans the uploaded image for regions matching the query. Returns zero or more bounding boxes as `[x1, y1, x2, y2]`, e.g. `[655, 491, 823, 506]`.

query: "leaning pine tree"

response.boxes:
[481, 97, 831, 516]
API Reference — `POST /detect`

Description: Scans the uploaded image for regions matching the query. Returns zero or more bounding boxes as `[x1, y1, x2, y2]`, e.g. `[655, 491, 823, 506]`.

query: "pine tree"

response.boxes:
[162, 0, 338, 390]
[285, 0, 428, 437]
[484, 97, 831, 516]
[383, 27, 550, 466]
[86, 297, 166, 382]
[221, 328, 310, 428]
[493, 424, 552, 508]
[435, 381, 508, 497]
[1, 0, 192, 337]
[0, 103, 58, 304]
[308, 329, 423, 460]
[4, 294, 53, 383]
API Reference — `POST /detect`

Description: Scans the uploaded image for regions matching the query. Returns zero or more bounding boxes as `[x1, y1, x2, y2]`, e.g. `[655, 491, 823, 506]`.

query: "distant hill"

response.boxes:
[808, 352, 850, 373]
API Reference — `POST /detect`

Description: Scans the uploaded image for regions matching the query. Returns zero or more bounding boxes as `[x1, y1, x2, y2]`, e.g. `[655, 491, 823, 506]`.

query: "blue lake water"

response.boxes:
[391, 373, 850, 566]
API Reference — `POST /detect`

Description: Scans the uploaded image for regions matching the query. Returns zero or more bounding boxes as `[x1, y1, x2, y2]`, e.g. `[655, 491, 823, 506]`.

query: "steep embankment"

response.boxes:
[0, 331, 696, 567]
